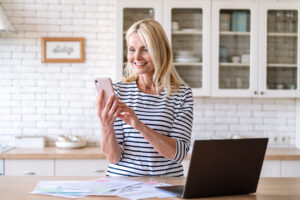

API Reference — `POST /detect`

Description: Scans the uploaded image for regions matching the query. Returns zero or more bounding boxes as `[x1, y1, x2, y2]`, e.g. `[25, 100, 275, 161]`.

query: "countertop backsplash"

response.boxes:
[0, 0, 297, 149]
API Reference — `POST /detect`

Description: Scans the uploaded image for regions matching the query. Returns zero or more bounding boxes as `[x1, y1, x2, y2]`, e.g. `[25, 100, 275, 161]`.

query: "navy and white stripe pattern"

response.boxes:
[106, 81, 193, 177]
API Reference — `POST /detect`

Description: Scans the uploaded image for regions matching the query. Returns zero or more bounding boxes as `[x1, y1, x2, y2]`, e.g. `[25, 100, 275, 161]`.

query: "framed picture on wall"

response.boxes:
[41, 37, 85, 63]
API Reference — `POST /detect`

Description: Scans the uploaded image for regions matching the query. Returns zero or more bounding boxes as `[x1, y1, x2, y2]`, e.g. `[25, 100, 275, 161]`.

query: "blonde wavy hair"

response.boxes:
[123, 19, 185, 95]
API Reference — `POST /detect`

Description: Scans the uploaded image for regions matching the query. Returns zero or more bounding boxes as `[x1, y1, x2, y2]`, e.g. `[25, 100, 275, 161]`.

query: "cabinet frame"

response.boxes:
[116, 0, 163, 81]
[163, 0, 211, 96]
[258, 1, 300, 97]
[211, 0, 259, 97]
[116, 0, 299, 98]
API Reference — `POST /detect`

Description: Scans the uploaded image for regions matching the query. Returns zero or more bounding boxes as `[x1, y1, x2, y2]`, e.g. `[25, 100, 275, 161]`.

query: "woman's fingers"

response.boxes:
[109, 97, 119, 115]
[97, 89, 104, 110]
[103, 93, 115, 113]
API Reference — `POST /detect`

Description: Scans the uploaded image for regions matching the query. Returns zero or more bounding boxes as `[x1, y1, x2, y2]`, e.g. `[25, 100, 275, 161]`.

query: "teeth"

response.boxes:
[135, 63, 145, 66]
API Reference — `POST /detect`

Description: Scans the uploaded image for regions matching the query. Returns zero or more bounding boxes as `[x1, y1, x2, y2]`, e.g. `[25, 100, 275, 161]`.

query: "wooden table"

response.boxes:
[1, 176, 300, 200]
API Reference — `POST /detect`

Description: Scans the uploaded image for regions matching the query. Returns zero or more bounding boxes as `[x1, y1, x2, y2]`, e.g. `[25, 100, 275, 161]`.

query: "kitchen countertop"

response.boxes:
[0, 147, 300, 160]
[0, 176, 300, 200]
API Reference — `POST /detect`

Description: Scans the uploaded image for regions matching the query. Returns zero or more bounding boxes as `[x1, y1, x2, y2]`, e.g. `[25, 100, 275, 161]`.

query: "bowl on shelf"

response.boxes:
[174, 57, 201, 63]
[176, 50, 194, 57]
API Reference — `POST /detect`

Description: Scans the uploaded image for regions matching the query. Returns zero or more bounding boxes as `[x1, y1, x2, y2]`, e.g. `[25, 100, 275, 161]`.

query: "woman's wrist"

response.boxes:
[134, 120, 145, 132]
[101, 126, 114, 135]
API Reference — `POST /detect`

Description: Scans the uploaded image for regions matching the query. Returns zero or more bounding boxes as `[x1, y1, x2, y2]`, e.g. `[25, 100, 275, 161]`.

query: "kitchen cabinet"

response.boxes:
[55, 159, 108, 176]
[258, 1, 300, 97]
[4, 159, 108, 176]
[260, 160, 281, 177]
[182, 159, 190, 177]
[211, 0, 259, 97]
[261, 160, 300, 177]
[116, 0, 163, 81]
[4, 159, 54, 176]
[212, 0, 300, 97]
[163, 0, 211, 96]
[281, 161, 300, 177]
[0, 159, 3, 176]
[117, 0, 299, 98]
[116, 0, 211, 96]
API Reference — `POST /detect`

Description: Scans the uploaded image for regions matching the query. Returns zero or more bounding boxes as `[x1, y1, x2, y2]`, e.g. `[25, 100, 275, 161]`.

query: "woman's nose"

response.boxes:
[134, 50, 142, 60]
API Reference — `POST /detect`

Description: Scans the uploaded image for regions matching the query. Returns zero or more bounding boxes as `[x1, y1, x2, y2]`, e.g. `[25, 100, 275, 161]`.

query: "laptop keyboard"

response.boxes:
[157, 185, 184, 195]
[169, 185, 184, 194]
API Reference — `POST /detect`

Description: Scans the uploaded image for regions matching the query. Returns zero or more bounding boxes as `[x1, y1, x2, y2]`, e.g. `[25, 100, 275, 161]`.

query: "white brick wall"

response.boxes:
[192, 98, 296, 148]
[0, 0, 296, 148]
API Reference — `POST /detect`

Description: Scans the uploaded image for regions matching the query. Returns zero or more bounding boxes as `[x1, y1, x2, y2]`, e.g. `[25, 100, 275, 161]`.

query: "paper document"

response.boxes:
[117, 181, 176, 200]
[31, 178, 176, 199]
[31, 178, 142, 198]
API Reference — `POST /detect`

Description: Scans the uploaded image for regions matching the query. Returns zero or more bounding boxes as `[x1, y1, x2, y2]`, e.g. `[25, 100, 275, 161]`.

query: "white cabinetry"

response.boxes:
[116, 0, 211, 96]
[281, 161, 300, 177]
[212, 0, 259, 97]
[116, 0, 162, 81]
[212, 0, 300, 97]
[4, 159, 108, 176]
[55, 159, 109, 176]
[4, 159, 54, 176]
[163, 0, 211, 96]
[260, 160, 281, 177]
[258, 1, 300, 97]
[182, 159, 190, 177]
[117, 0, 299, 98]
[261, 160, 300, 177]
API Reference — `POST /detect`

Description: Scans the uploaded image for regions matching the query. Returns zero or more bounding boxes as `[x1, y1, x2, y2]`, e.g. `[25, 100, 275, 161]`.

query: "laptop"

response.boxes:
[157, 138, 268, 198]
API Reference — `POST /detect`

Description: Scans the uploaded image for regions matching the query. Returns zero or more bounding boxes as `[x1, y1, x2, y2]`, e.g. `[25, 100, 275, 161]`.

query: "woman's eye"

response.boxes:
[143, 49, 148, 52]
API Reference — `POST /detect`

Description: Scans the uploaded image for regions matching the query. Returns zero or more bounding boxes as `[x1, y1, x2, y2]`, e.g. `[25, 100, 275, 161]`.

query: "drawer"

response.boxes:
[55, 159, 109, 176]
[182, 160, 190, 177]
[5, 159, 54, 176]
[281, 161, 300, 177]
[260, 160, 281, 177]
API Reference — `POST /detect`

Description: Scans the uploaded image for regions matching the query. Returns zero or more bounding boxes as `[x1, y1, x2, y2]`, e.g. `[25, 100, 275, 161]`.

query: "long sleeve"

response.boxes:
[170, 88, 193, 163]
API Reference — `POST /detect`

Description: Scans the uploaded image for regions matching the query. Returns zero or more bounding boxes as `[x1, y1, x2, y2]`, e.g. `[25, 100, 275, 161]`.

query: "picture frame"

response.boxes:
[41, 37, 85, 63]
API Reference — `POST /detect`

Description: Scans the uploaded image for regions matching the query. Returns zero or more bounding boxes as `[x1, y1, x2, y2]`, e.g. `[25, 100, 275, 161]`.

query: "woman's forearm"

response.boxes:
[136, 122, 176, 160]
[100, 129, 121, 164]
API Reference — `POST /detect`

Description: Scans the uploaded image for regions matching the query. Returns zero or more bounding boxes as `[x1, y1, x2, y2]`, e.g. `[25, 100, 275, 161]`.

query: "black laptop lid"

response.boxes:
[183, 138, 268, 198]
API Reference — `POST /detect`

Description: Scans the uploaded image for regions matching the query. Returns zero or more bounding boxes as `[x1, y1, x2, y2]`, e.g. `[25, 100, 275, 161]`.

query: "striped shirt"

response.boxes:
[106, 81, 193, 177]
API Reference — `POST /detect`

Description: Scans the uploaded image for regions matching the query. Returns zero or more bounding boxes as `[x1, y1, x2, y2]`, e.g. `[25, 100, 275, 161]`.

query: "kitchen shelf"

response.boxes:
[172, 30, 203, 35]
[219, 62, 250, 67]
[220, 31, 250, 36]
[267, 32, 298, 37]
[174, 62, 202, 66]
[267, 63, 298, 68]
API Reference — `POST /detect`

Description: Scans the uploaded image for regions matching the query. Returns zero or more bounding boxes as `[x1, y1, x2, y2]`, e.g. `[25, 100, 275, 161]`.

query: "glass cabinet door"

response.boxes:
[122, 8, 155, 67]
[116, 0, 162, 80]
[212, 1, 258, 97]
[218, 10, 251, 90]
[266, 10, 298, 91]
[171, 8, 203, 88]
[164, 0, 211, 96]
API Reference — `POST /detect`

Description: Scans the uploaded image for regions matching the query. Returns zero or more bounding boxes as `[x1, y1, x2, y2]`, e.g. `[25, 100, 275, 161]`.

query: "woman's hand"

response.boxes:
[96, 89, 120, 134]
[118, 102, 143, 130]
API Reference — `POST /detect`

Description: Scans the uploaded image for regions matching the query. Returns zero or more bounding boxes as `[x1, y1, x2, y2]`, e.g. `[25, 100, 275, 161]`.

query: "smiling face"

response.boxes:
[127, 33, 154, 76]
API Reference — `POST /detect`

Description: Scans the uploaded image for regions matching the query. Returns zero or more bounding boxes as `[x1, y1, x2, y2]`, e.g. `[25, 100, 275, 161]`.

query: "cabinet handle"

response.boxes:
[260, 91, 264, 95]
[254, 91, 258, 95]
[93, 169, 105, 173]
[24, 171, 36, 175]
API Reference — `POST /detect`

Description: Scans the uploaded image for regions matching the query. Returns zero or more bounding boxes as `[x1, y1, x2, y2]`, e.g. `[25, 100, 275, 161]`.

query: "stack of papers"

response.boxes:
[31, 178, 176, 199]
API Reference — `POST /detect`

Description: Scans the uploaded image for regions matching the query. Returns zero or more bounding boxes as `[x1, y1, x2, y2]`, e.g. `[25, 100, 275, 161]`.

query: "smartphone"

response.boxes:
[95, 77, 115, 106]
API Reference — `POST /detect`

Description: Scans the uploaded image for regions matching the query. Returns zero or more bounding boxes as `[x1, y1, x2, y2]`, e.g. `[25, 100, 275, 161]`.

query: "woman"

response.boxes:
[97, 19, 193, 177]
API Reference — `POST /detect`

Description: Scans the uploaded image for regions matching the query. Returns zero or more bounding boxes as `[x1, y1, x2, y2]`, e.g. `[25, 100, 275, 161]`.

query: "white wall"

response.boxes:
[0, 0, 296, 147]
